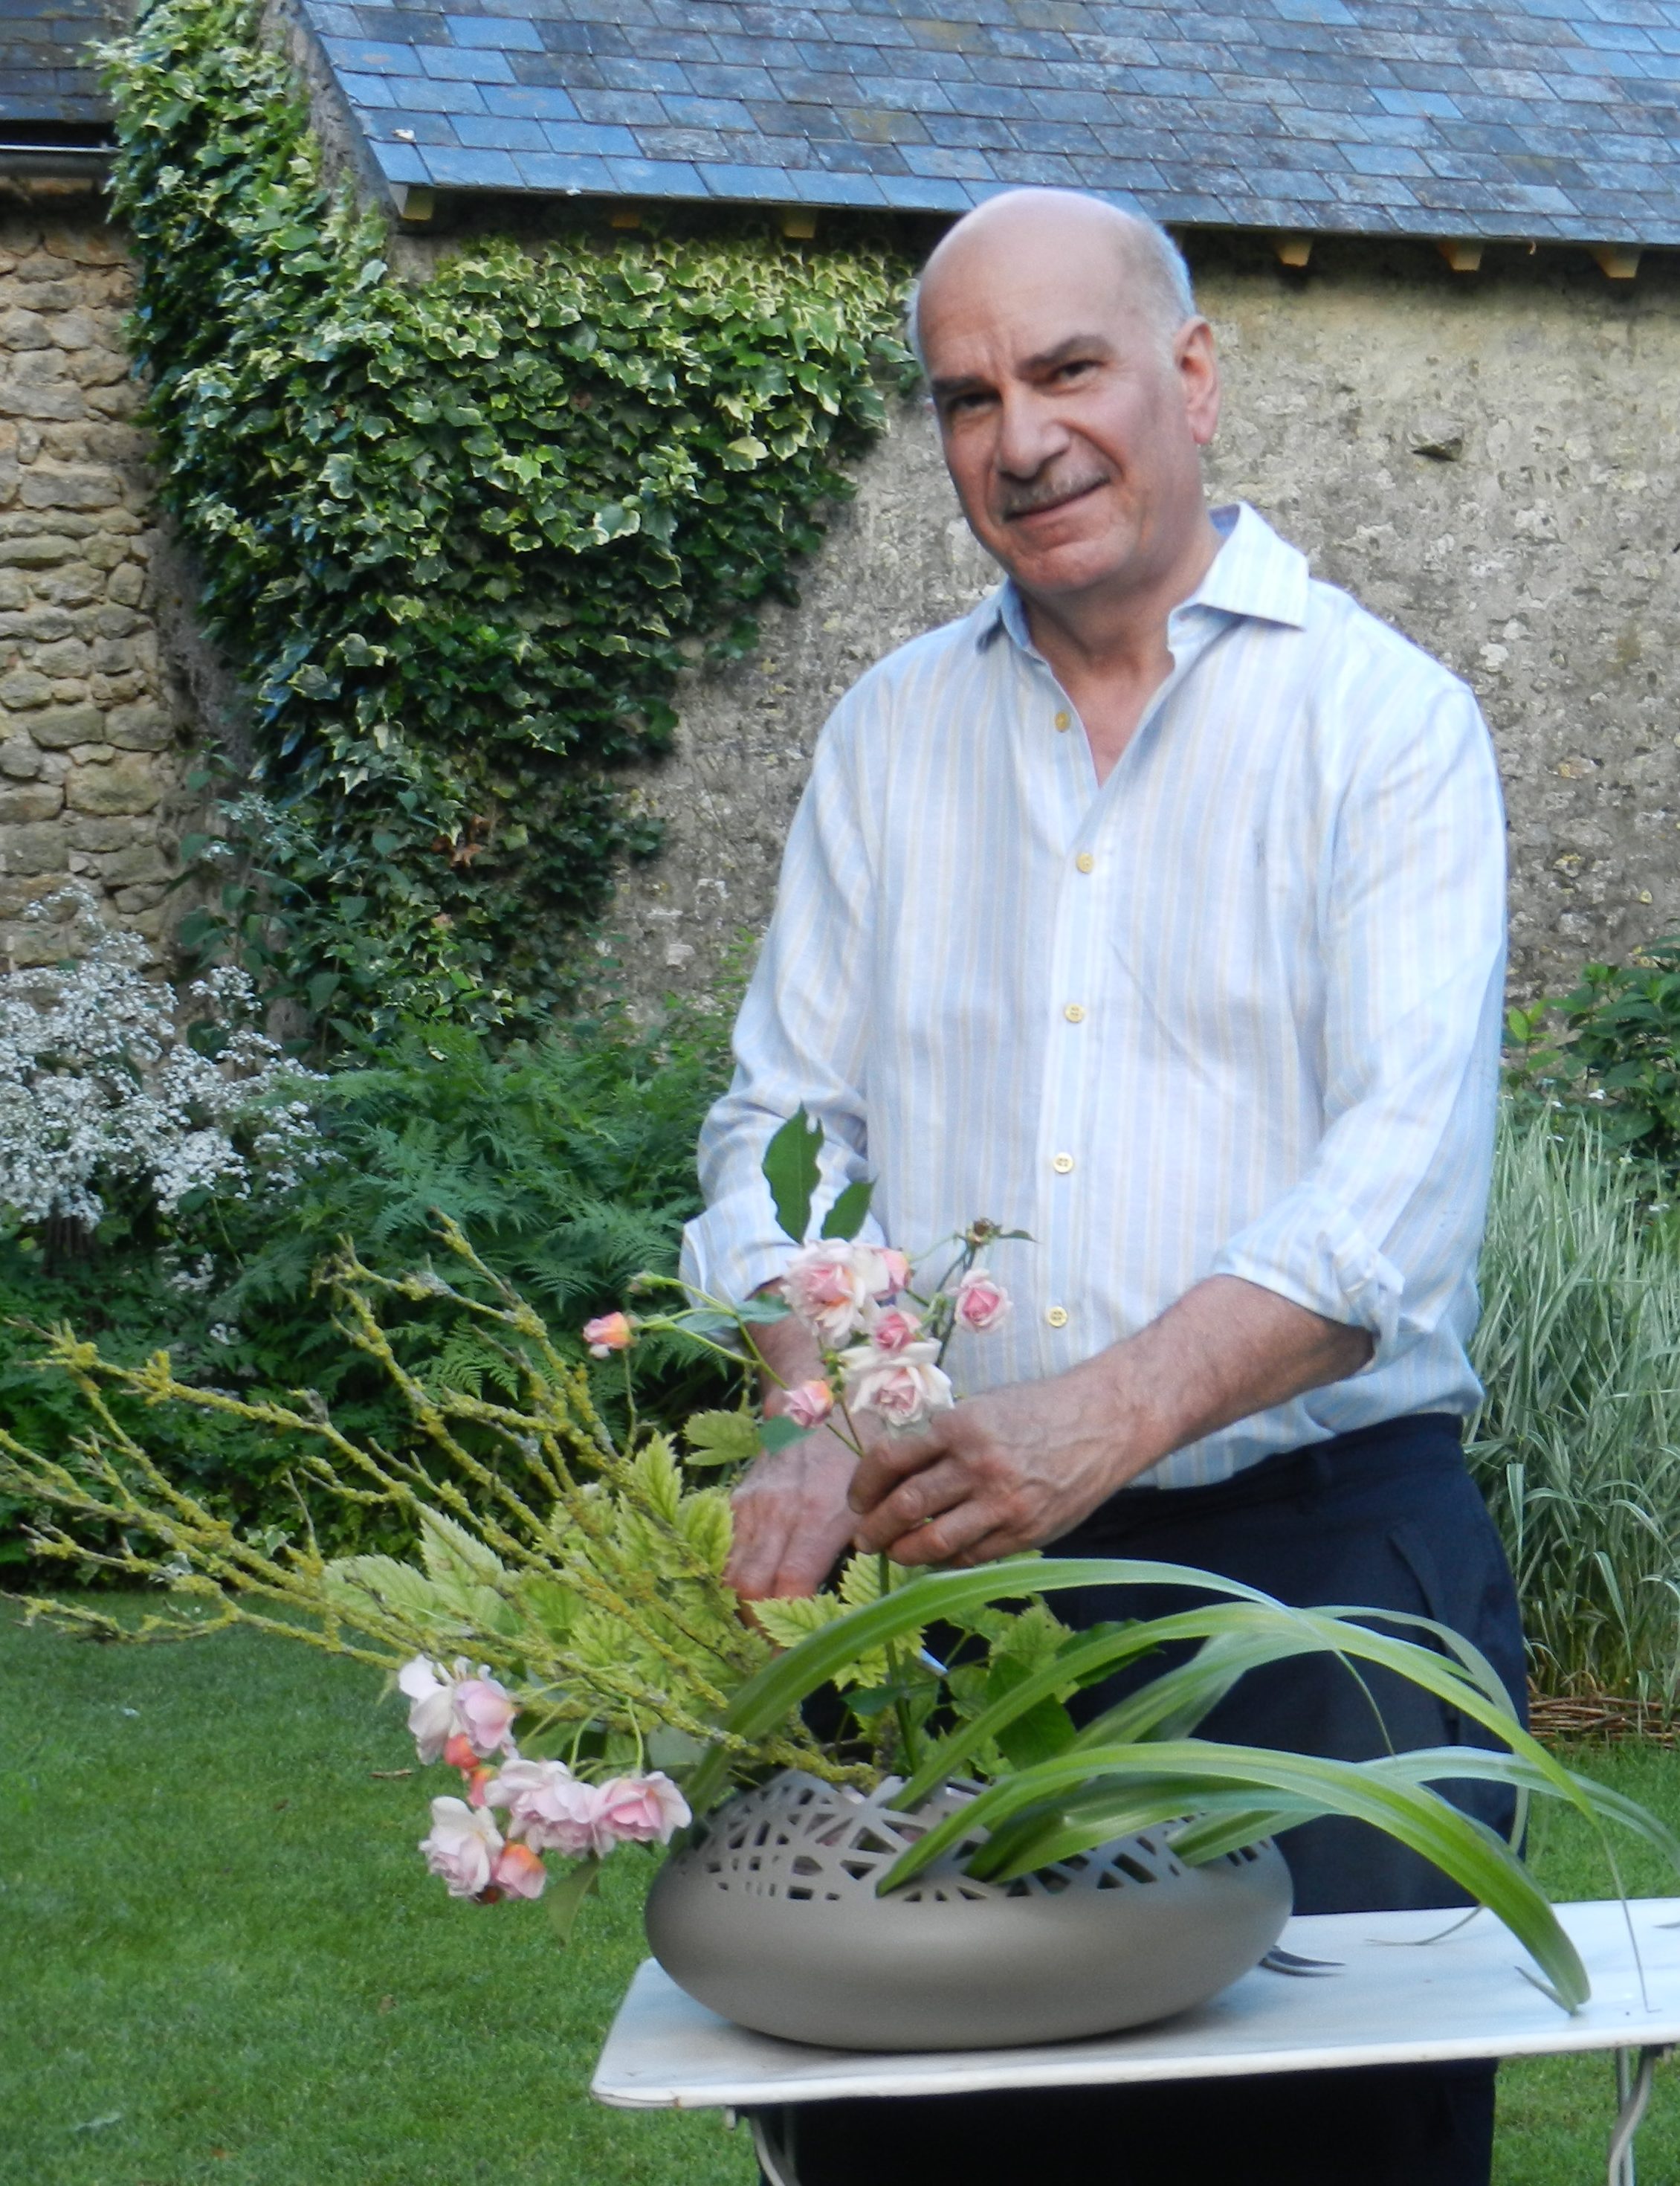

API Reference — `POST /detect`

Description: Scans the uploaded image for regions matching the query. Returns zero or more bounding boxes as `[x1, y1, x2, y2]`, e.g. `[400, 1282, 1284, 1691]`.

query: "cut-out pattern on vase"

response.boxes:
[647, 1770, 1292, 2050]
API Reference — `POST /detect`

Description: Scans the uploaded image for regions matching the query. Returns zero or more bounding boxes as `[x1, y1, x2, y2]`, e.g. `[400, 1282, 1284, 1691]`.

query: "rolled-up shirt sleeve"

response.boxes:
[1209, 674, 1506, 1365]
[680, 694, 880, 1306]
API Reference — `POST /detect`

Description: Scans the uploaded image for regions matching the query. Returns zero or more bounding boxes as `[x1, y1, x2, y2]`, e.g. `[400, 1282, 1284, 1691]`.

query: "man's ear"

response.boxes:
[1177, 318, 1221, 449]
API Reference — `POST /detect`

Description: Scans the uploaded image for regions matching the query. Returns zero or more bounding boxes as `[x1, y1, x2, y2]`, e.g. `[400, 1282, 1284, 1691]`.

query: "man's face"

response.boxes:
[919, 229, 1220, 606]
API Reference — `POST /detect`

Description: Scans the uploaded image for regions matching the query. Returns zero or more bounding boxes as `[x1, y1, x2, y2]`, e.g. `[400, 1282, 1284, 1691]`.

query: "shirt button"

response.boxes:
[1075, 851, 1095, 874]
[1063, 1003, 1085, 1023]
[1046, 1305, 1070, 1328]
[1052, 1152, 1075, 1174]
[1053, 709, 1072, 732]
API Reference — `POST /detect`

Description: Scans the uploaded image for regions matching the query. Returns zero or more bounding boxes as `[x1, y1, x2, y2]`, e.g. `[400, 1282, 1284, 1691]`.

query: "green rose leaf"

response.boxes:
[762, 1106, 824, 1244]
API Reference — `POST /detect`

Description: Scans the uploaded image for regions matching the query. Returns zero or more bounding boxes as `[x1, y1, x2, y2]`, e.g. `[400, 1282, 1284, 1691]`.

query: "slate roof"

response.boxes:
[1, 0, 116, 137]
[297, 0, 1680, 243]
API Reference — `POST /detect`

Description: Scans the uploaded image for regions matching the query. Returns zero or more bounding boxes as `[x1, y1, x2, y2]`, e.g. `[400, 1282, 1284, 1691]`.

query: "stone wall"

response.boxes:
[4, 204, 1678, 1009]
[606, 234, 1680, 1012]
[0, 195, 183, 969]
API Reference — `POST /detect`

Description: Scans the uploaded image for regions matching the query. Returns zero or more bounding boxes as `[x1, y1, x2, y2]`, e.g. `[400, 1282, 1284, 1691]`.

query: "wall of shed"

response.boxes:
[0, 196, 187, 968]
[607, 237, 1680, 1012]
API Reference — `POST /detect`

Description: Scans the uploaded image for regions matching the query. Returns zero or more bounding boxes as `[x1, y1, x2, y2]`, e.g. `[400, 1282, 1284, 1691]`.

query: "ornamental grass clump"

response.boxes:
[1469, 1106, 1680, 1707]
[4, 1113, 1676, 2013]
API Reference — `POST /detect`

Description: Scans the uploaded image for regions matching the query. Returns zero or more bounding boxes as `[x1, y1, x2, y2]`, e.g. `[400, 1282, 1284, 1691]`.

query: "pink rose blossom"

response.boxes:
[866, 1304, 923, 1355]
[420, 1796, 503, 1898]
[783, 1377, 835, 1428]
[583, 1312, 634, 1357]
[782, 1242, 874, 1346]
[783, 1241, 911, 1346]
[397, 1656, 519, 1764]
[398, 1655, 458, 1764]
[594, 1773, 692, 1849]
[954, 1268, 1011, 1333]
[841, 1339, 955, 1431]
[491, 1841, 548, 1900]
[485, 1757, 609, 1858]
[485, 1761, 691, 1858]
[453, 1675, 518, 1758]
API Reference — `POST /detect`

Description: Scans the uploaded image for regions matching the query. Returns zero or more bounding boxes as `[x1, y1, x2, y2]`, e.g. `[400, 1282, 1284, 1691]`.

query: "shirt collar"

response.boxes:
[973, 500, 1311, 656]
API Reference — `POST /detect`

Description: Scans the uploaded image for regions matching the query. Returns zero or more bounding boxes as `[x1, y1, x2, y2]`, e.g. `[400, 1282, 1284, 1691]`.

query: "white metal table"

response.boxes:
[592, 1897, 1680, 2185]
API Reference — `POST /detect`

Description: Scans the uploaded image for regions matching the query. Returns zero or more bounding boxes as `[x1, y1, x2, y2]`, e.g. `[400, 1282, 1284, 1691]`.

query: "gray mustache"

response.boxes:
[997, 471, 1108, 517]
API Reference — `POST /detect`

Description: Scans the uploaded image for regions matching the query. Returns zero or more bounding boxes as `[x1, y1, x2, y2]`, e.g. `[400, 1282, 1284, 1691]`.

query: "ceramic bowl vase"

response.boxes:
[644, 1769, 1292, 2051]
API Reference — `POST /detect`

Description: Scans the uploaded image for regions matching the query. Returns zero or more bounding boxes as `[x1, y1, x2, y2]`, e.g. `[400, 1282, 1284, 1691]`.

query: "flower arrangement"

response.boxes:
[2, 1112, 1676, 2008]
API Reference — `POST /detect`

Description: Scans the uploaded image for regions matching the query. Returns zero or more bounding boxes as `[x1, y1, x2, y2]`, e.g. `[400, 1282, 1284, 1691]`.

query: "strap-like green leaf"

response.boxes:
[685, 1558, 1280, 1814]
[894, 1601, 1303, 1808]
[882, 1741, 1592, 2012]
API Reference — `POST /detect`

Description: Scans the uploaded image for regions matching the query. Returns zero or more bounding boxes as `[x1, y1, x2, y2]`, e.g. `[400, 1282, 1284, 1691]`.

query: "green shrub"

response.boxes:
[1505, 938, 1680, 1161]
[0, 1003, 734, 1566]
[1468, 1106, 1680, 1706]
[217, 1002, 736, 1414]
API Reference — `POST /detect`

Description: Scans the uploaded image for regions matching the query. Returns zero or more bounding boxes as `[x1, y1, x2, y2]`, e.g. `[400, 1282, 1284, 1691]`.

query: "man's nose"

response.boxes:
[994, 387, 1070, 480]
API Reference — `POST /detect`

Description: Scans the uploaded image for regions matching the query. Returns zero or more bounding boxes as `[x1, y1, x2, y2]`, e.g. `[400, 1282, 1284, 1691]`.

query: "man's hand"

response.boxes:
[726, 1422, 865, 1601]
[847, 1368, 1131, 1567]
[850, 1276, 1374, 1567]
[725, 1303, 881, 1602]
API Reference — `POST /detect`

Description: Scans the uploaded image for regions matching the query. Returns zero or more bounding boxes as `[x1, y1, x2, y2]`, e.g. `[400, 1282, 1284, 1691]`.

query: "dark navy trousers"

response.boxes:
[774, 1414, 1525, 2186]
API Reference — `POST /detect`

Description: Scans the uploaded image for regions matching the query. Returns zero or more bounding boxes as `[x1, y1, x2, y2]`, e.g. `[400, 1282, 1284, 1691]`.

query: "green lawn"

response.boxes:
[2, 1602, 1676, 2186]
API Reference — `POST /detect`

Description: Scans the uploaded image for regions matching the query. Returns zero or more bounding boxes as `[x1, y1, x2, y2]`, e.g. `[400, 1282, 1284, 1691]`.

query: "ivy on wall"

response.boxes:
[107, 0, 911, 1039]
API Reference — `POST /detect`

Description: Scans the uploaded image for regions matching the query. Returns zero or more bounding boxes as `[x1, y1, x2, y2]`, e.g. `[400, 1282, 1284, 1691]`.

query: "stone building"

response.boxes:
[9, 0, 1680, 996]
[0, 1, 186, 968]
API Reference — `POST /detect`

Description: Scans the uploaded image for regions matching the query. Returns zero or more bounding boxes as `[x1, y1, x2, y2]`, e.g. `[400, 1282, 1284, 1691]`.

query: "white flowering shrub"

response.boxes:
[0, 889, 323, 1233]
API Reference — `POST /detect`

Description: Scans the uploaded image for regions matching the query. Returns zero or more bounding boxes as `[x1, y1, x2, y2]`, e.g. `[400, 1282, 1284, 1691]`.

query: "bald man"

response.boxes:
[682, 191, 1520, 2186]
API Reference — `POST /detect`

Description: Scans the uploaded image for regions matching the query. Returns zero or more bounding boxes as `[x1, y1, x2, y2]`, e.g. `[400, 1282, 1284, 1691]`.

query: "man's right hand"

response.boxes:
[725, 1422, 862, 1602]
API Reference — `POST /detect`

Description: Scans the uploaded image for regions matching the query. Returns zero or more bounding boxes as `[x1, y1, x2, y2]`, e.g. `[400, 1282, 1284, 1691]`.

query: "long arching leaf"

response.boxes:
[687, 1556, 1282, 1812]
[881, 1741, 1592, 2011]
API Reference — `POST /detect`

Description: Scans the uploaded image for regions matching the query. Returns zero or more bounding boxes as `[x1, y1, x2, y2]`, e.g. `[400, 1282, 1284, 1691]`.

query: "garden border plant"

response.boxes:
[108, 0, 911, 1040]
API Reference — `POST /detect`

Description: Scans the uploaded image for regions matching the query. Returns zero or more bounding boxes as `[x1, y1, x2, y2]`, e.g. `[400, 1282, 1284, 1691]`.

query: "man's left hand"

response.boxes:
[847, 1368, 1134, 1567]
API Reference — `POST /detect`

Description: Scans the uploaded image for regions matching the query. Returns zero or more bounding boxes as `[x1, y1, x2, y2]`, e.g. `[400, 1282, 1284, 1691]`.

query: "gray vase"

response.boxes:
[644, 1770, 1292, 2051]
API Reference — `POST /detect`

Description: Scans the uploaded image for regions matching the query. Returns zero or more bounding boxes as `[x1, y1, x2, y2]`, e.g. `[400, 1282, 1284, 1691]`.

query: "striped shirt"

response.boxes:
[681, 502, 1506, 1489]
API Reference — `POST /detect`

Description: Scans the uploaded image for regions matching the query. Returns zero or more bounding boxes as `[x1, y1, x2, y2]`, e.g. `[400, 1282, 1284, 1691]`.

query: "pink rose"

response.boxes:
[583, 1312, 634, 1357]
[841, 1340, 954, 1430]
[782, 1242, 875, 1347]
[954, 1268, 1011, 1333]
[782, 1240, 911, 1346]
[594, 1773, 691, 1848]
[397, 1656, 519, 1764]
[491, 1841, 548, 1900]
[398, 1655, 457, 1764]
[420, 1796, 503, 1898]
[485, 1757, 608, 1858]
[453, 1675, 518, 1759]
[867, 1305, 923, 1355]
[783, 1377, 834, 1428]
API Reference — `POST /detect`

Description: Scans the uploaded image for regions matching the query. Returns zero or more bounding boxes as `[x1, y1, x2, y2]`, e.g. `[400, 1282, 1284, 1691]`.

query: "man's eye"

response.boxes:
[1052, 359, 1096, 384]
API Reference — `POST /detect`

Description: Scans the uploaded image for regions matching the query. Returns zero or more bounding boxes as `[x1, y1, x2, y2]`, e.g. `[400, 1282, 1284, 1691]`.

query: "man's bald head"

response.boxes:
[909, 191, 1196, 370]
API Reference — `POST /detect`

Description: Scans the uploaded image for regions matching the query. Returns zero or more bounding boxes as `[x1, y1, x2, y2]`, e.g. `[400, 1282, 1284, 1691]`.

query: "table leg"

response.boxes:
[749, 2105, 801, 2186]
[1607, 2045, 1669, 2186]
